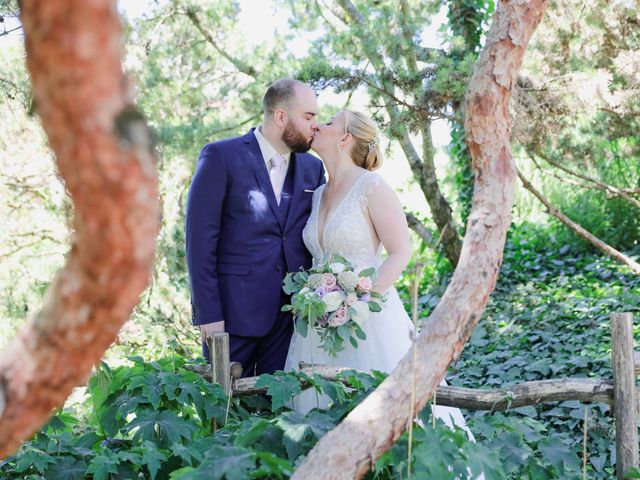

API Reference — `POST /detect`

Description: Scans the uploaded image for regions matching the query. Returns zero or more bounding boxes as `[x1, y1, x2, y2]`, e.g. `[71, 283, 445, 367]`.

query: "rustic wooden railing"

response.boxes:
[191, 312, 639, 479]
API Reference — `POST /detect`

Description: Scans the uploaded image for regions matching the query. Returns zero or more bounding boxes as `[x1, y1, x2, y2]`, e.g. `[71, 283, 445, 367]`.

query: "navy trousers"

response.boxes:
[202, 300, 294, 376]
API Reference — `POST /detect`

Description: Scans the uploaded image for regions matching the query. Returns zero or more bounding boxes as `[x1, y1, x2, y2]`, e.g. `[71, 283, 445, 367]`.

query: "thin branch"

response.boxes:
[531, 149, 640, 208]
[405, 212, 435, 245]
[183, 7, 258, 79]
[517, 168, 640, 275]
[0, 24, 22, 37]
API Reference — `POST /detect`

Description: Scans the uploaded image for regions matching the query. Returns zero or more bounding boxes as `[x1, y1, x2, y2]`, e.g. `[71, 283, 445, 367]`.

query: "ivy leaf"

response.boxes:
[308, 373, 349, 404]
[254, 373, 301, 411]
[464, 442, 506, 479]
[14, 448, 54, 473]
[124, 410, 196, 449]
[177, 445, 255, 480]
[537, 437, 580, 476]
[87, 449, 120, 480]
[171, 442, 201, 466]
[45, 456, 87, 480]
[129, 375, 164, 410]
[234, 417, 272, 447]
[117, 450, 142, 465]
[275, 411, 335, 460]
[253, 451, 294, 479]
[140, 440, 168, 480]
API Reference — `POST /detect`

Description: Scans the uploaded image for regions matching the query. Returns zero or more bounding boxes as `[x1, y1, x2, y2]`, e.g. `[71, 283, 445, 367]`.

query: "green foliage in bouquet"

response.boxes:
[281, 256, 385, 357]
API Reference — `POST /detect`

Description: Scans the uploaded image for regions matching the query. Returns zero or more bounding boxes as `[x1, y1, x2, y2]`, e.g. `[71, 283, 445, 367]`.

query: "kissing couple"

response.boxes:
[185, 78, 471, 428]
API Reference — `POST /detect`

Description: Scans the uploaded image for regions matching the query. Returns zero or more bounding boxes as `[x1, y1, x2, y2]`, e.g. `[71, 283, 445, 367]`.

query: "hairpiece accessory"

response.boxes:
[368, 139, 377, 149]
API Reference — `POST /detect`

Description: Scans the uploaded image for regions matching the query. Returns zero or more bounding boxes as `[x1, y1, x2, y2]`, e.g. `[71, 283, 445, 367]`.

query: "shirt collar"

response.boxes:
[254, 126, 291, 166]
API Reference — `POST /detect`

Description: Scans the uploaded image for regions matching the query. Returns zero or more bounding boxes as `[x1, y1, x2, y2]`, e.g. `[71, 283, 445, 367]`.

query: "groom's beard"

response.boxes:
[282, 120, 312, 153]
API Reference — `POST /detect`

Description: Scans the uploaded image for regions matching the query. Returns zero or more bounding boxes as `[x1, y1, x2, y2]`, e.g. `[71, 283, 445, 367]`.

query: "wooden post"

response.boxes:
[208, 333, 231, 395]
[611, 312, 639, 479]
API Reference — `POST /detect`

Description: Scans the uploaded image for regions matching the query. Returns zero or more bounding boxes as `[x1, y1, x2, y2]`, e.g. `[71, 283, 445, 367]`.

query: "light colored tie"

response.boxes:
[269, 154, 287, 205]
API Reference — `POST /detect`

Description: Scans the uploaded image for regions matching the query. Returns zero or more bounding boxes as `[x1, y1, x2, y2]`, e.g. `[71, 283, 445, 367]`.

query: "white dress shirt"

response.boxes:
[253, 126, 291, 170]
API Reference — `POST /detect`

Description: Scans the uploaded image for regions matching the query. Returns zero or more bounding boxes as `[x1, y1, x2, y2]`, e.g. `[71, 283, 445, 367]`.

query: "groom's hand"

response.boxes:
[200, 321, 225, 342]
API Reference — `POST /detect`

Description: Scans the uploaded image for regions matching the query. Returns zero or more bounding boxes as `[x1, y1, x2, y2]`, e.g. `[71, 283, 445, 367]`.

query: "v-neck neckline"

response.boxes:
[316, 172, 369, 254]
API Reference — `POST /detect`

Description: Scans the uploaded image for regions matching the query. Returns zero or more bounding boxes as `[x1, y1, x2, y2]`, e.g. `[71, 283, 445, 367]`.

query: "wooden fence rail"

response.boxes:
[194, 312, 639, 479]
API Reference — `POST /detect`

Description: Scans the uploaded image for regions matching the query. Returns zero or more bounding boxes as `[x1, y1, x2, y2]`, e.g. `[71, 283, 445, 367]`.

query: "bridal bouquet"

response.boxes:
[281, 255, 385, 357]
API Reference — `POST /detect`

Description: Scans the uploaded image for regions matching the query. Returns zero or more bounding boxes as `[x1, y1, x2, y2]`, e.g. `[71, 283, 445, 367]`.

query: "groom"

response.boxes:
[186, 79, 325, 376]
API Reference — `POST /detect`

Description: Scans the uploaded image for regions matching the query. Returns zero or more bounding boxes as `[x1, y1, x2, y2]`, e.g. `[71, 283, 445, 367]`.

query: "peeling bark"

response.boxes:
[292, 1, 549, 478]
[0, 0, 160, 458]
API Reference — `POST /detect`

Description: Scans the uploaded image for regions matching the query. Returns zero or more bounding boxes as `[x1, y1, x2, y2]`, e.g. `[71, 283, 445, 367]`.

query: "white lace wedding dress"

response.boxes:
[284, 172, 476, 440]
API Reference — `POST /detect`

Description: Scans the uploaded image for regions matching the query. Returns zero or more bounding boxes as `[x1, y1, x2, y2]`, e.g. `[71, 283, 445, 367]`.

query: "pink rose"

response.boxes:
[345, 293, 358, 306]
[328, 306, 348, 327]
[357, 276, 373, 292]
[322, 273, 337, 289]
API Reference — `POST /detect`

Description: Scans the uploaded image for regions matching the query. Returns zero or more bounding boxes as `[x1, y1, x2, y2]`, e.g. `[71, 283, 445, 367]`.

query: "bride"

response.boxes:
[284, 109, 474, 438]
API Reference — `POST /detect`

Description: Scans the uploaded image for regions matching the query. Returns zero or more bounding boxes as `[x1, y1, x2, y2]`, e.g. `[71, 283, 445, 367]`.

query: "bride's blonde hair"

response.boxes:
[343, 110, 382, 171]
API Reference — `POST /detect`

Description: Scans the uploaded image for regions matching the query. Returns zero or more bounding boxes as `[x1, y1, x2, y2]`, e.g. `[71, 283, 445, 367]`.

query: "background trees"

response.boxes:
[0, 0, 638, 478]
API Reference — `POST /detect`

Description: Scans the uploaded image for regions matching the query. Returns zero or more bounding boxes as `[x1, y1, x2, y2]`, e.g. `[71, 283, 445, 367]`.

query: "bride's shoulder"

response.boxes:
[360, 171, 392, 195]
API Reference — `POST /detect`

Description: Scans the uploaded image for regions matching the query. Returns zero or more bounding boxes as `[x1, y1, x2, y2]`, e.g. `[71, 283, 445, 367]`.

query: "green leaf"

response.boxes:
[177, 446, 255, 480]
[87, 449, 120, 480]
[14, 448, 54, 474]
[358, 267, 376, 277]
[129, 375, 164, 410]
[253, 451, 294, 479]
[140, 440, 168, 480]
[309, 374, 349, 404]
[45, 457, 87, 480]
[354, 323, 366, 340]
[368, 301, 382, 312]
[537, 437, 581, 475]
[124, 410, 196, 449]
[275, 411, 335, 460]
[170, 442, 201, 466]
[254, 373, 301, 411]
[464, 442, 506, 479]
[295, 316, 308, 337]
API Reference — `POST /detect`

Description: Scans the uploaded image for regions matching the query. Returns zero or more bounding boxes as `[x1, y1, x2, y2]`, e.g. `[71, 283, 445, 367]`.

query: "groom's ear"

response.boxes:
[274, 108, 288, 128]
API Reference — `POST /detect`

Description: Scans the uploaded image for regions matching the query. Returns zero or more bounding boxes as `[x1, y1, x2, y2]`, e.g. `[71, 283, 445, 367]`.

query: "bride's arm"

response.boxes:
[366, 180, 412, 294]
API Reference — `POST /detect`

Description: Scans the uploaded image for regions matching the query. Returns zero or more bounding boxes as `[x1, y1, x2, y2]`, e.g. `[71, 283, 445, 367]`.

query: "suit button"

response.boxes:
[282, 235, 287, 241]
[276, 265, 282, 271]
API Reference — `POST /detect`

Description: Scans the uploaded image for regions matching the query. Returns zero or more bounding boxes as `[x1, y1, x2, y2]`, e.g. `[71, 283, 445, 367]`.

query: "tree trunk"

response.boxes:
[292, 1, 549, 478]
[0, 0, 159, 459]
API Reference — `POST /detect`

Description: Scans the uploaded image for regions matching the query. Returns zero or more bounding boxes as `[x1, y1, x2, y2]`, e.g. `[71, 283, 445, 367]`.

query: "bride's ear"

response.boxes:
[339, 132, 352, 148]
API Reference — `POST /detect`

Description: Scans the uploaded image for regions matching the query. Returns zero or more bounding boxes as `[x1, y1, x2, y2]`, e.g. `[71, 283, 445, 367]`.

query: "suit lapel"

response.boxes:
[242, 130, 285, 228]
[286, 152, 305, 229]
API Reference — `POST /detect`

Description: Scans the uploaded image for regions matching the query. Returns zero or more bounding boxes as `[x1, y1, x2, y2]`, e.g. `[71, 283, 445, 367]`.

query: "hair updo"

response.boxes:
[343, 110, 382, 171]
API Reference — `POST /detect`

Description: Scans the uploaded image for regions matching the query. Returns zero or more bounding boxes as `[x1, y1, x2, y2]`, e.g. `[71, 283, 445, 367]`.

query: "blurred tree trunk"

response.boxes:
[0, 0, 159, 459]
[292, 0, 549, 478]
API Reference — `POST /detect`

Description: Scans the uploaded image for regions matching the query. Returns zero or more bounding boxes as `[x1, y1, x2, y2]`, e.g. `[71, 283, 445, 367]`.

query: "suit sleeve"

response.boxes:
[186, 143, 226, 326]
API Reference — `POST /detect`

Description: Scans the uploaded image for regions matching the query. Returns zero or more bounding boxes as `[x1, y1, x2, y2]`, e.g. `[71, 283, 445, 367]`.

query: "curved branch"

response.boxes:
[517, 168, 640, 275]
[405, 212, 435, 245]
[0, 0, 160, 458]
[292, 1, 549, 478]
[532, 148, 640, 208]
[184, 7, 258, 79]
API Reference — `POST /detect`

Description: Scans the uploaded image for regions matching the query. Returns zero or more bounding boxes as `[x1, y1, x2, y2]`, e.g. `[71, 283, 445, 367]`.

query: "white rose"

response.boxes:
[350, 301, 371, 325]
[329, 262, 346, 274]
[322, 291, 344, 312]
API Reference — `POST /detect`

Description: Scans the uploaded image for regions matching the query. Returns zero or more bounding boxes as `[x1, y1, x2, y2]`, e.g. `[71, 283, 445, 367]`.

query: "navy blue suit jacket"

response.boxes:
[186, 129, 325, 337]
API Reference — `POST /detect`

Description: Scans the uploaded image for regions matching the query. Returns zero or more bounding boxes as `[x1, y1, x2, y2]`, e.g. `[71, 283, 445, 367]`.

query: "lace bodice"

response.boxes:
[303, 171, 383, 270]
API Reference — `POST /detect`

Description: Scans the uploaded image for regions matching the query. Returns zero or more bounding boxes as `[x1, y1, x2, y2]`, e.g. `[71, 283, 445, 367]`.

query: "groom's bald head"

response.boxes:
[263, 78, 312, 117]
